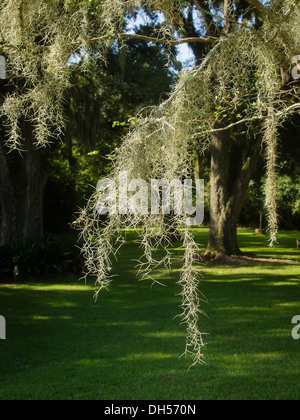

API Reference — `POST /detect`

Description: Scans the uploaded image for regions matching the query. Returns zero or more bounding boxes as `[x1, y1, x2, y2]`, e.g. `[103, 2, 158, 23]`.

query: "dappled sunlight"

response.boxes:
[275, 302, 300, 308]
[143, 331, 186, 339]
[103, 321, 151, 328]
[218, 351, 286, 369]
[191, 228, 300, 262]
[203, 277, 262, 283]
[264, 329, 294, 339]
[264, 281, 299, 287]
[216, 306, 276, 313]
[46, 301, 78, 308]
[0, 228, 299, 399]
[31, 315, 72, 321]
[117, 352, 177, 362]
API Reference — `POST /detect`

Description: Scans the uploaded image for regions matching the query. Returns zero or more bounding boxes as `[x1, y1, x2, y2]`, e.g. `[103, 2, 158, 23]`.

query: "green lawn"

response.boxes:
[0, 229, 299, 400]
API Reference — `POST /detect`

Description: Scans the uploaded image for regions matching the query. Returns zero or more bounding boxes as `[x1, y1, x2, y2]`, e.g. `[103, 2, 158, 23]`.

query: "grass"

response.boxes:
[0, 229, 299, 400]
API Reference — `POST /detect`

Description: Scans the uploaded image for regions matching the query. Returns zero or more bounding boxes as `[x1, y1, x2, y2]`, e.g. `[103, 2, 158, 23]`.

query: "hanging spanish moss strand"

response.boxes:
[263, 113, 280, 247]
[178, 228, 207, 367]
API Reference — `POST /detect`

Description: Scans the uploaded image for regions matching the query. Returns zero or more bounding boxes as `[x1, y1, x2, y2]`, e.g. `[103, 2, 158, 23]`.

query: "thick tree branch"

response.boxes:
[177, 10, 210, 60]
[193, 104, 300, 137]
[244, 0, 269, 17]
[0, 34, 218, 53]
[193, 0, 219, 37]
[89, 33, 218, 46]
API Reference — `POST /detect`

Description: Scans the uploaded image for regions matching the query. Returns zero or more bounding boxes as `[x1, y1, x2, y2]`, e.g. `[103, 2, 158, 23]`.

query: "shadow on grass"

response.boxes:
[0, 228, 299, 400]
[0, 263, 300, 400]
[192, 228, 300, 262]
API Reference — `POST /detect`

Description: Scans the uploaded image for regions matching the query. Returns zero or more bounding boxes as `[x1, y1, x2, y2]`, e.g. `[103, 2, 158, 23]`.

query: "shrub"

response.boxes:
[0, 234, 83, 281]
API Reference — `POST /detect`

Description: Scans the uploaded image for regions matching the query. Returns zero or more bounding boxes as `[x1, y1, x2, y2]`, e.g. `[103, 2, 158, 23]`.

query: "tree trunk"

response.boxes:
[204, 124, 261, 259]
[0, 126, 48, 245]
[0, 131, 21, 244]
[22, 135, 48, 242]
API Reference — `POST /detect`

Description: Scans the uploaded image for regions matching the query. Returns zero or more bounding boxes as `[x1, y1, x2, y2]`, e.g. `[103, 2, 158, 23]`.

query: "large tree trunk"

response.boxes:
[204, 125, 261, 259]
[22, 135, 48, 242]
[0, 126, 48, 245]
[0, 130, 22, 244]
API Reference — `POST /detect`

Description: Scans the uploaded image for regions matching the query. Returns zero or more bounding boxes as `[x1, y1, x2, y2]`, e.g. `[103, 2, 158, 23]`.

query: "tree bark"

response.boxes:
[0, 125, 49, 245]
[0, 131, 21, 244]
[22, 134, 48, 242]
[204, 124, 262, 259]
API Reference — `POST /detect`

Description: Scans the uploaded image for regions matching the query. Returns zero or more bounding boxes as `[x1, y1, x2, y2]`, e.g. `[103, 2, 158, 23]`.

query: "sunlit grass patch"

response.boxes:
[0, 229, 299, 400]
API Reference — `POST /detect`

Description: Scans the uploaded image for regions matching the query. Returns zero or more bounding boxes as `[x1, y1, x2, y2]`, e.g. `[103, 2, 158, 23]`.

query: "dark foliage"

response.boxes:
[0, 234, 83, 281]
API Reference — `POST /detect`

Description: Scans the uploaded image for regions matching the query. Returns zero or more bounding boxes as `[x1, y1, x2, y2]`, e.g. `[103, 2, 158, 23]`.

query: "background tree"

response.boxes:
[44, 25, 179, 234]
[0, 2, 178, 244]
